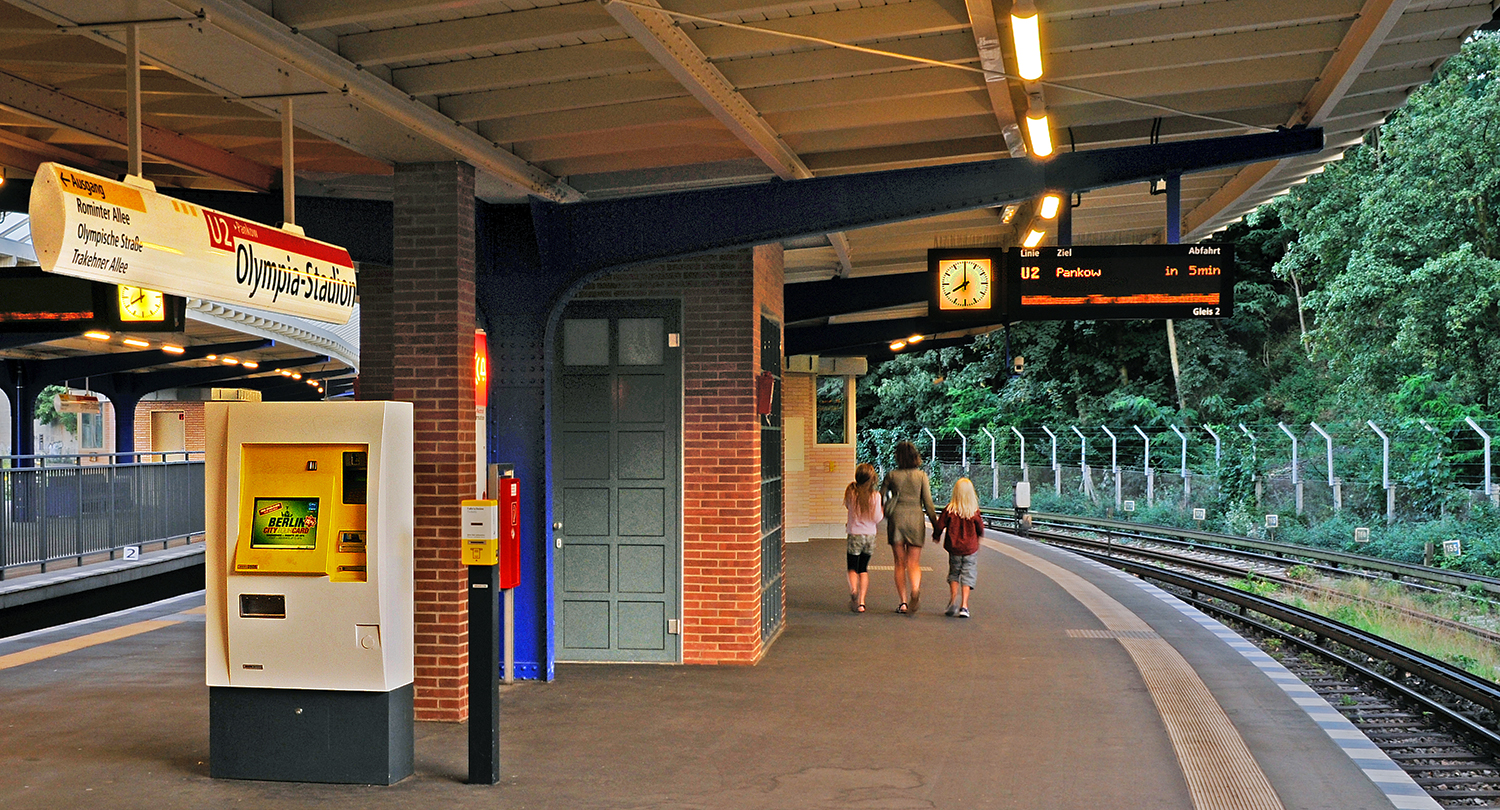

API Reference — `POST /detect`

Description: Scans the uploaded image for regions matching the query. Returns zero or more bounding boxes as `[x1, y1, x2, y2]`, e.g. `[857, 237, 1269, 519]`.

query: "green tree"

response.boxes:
[34, 384, 77, 433]
[1276, 33, 1500, 412]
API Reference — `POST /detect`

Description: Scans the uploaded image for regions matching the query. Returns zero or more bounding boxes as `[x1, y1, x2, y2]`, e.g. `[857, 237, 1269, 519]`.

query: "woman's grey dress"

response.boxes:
[882, 467, 938, 547]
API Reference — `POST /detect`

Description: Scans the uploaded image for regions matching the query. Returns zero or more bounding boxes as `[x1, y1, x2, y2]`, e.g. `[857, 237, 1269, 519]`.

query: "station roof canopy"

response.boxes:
[0, 0, 1491, 364]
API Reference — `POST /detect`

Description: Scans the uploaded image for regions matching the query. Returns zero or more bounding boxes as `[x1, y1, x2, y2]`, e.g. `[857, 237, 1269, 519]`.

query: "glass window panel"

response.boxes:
[618, 318, 663, 366]
[80, 412, 104, 449]
[816, 376, 848, 445]
[563, 319, 609, 366]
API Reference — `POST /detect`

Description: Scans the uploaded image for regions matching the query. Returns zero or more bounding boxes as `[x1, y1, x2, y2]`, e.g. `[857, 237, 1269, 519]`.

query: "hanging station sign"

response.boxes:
[28, 163, 356, 325]
[1008, 244, 1234, 321]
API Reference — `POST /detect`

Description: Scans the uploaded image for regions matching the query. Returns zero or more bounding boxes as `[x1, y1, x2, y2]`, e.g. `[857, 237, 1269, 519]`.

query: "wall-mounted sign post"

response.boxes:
[29, 162, 356, 324]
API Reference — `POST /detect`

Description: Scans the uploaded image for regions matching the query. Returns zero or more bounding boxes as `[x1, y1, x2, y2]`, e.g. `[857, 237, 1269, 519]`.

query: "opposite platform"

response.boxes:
[0, 532, 1431, 809]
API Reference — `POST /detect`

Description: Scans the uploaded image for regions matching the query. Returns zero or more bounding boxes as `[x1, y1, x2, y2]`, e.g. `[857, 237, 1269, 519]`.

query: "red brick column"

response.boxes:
[361, 162, 476, 721]
[573, 244, 785, 663]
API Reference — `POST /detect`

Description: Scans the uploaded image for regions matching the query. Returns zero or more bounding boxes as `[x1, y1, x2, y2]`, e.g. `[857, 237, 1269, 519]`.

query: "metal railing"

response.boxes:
[0, 453, 205, 579]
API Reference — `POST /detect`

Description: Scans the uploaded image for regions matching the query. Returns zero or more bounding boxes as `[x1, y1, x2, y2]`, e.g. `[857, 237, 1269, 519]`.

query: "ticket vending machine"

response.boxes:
[205, 401, 414, 785]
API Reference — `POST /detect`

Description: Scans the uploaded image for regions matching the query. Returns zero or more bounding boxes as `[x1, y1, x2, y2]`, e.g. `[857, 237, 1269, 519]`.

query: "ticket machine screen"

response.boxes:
[249, 497, 321, 549]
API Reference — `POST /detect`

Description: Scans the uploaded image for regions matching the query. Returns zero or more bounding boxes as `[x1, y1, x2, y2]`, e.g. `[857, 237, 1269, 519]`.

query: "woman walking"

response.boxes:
[882, 441, 938, 614]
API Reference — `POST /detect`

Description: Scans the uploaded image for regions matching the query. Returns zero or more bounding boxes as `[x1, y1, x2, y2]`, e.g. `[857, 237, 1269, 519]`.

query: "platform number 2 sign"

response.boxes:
[122, 545, 140, 561]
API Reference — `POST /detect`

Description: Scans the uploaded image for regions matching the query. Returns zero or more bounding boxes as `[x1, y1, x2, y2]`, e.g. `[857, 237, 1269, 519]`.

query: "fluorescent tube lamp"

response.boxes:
[907, 334, 924, 344]
[122, 338, 150, 348]
[220, 356, 238, 365]
[84, 331, 111, 341]
[889, 340, 907, 351]
[291, 372, 302, 380]
[1011, 0, 1043, 81]
[241, 360, 259, 369]
[1023, 228, 1046, 248]
[161, 344, 185, 354]
[206, 354, 217, 360]
[1039, 194, 1061, 219]
[1025, 110, 1053, 158]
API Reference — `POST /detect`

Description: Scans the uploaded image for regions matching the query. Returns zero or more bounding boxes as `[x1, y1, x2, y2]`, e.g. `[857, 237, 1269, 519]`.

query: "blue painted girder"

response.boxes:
[529, 128, 1323, 279]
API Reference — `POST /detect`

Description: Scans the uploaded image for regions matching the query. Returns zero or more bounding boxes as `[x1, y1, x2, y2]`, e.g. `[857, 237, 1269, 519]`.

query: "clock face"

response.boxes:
[938, 258, 992, 310]
[119, 285, 165, 322]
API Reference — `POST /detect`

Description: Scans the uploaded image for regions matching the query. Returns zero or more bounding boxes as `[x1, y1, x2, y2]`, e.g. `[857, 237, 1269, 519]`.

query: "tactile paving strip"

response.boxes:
[986, 538, 1284, 810]
[1066, 628, 1162, 639]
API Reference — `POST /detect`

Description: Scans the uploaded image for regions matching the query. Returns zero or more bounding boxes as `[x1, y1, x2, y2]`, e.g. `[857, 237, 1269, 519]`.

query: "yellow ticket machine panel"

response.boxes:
[234, 444, 369, 582]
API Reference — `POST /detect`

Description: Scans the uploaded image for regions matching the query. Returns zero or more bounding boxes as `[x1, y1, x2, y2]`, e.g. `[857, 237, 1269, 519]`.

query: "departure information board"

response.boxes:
[1008, 244, 1234, 320]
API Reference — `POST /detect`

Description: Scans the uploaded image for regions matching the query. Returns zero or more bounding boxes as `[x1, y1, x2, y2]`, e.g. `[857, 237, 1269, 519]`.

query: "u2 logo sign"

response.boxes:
[204, 211, 235, 252]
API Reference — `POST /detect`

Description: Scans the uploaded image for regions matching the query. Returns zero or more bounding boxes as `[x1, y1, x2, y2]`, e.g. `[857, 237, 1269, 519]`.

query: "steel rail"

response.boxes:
[1027, 526, 1500, 646]
[1155, 567, 1500, 754]
[1069, 549, 1500, 724]
[1012, 511, 1500, 597]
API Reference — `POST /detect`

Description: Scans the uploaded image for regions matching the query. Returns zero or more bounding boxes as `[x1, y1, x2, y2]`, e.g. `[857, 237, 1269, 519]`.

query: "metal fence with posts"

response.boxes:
[0, 452, 205, 580]
[863, 420, 1500, 525]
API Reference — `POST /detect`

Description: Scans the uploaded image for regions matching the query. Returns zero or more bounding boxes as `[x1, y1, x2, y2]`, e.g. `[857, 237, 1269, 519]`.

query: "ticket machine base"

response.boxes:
[209, 684, 414, 784]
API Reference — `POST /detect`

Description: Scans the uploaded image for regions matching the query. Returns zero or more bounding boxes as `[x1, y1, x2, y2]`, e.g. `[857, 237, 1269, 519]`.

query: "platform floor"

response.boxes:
[0, 532, 1435, 809]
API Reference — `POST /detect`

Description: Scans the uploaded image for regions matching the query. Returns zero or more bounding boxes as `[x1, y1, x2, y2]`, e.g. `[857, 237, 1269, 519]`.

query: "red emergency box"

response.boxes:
[498, 477, 521, 589]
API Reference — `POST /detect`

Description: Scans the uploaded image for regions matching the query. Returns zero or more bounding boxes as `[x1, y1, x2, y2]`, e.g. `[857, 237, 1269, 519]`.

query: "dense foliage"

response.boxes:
[854, 33, 1500, 573]
[861, 33, 1500, 441]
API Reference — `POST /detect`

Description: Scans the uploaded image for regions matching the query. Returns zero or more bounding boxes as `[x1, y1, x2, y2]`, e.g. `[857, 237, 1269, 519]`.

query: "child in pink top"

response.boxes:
[843, 463, 883, 613]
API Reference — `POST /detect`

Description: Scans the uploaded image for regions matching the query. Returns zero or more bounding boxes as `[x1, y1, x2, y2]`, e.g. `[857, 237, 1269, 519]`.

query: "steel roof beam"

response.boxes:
[532, 127, 1323, 279]
[338, 3, 619, 67]
[604, 0, 853, 276]
[0, 71, 276, 191]
[276, 0, 499, 31]
[1182, 0, 1410, 241]
[179, 0, 581, 203]
[785, 273, 931, 323]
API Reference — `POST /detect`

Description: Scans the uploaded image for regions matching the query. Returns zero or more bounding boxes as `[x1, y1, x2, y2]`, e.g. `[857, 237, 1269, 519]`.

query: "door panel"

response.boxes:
[553, 300, 681, 663]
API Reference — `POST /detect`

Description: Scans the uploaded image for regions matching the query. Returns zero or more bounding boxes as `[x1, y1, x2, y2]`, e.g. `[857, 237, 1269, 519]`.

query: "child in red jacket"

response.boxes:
[934, 477, 984, 618]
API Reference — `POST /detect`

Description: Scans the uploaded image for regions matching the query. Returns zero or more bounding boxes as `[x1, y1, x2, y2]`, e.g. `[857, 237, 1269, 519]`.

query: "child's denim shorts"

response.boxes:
[947, 553, 978, 587]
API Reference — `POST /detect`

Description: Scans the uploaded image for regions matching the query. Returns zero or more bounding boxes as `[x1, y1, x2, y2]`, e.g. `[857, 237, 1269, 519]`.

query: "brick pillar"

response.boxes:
[355, 264, 394, 401]
[361, 162, 476, 722]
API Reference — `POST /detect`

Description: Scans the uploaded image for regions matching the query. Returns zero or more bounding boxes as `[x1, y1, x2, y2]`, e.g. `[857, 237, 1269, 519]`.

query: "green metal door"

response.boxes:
[553, 300, 681, 663]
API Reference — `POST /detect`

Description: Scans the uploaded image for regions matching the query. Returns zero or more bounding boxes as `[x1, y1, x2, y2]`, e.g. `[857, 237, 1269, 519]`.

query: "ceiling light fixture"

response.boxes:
[291, 372, 302, 380]
[160, 344, 185, 354]
[1025, 102, 1053, 158]
[220, 356, 238, 365]
[1010, 0, 1043, 81]
[889, 340, 907, 352]
[1023, 228, 1046, 248]
[84, 331, 111, 341]
[122, 338, 150, 348]
[241, 361, 259, 369]
[907, 334, 925, 344]
[1039, 194, 1062, 219]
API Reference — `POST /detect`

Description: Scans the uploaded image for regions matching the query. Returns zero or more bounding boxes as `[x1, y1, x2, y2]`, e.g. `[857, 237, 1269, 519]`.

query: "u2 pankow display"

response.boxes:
[1008, 244, 1234, 321]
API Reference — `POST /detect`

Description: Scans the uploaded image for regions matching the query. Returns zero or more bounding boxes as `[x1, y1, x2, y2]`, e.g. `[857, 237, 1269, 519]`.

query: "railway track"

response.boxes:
[981, 511, 1500, 806]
